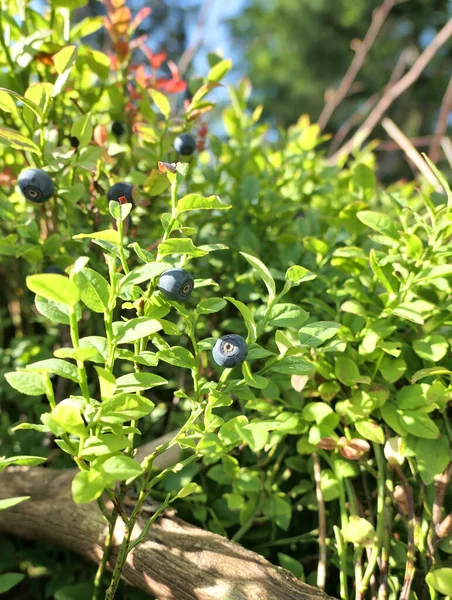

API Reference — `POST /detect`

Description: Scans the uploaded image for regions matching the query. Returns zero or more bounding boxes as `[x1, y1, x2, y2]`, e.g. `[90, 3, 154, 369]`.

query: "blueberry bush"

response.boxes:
[1, 1, 452, 600]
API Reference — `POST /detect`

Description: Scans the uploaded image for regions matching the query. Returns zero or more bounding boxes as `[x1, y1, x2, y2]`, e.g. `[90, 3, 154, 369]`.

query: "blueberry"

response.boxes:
[69, 136, 79, 149]
[158, 268, 194, 302]
[18, 168, 54, 203]
[107, 182, 135, 206]
[112, 122, 125, 137]
[43, 265, 65, 275]
[212, 334, 248, 368]
[174, 133, 196, 156]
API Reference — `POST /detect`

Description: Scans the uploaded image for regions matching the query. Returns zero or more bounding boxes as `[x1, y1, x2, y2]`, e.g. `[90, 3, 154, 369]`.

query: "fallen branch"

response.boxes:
[318, 0, 397, 130]
[0, 467, 335, 600]
[429, 76, 452, 163]
[329, 18, 452, 163]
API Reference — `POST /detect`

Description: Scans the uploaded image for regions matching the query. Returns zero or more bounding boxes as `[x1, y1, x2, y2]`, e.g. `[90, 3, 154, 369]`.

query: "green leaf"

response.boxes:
[342, 516, 375, 546]
[197, 297, 226, 315]
[176, 194, 230, 215]
[81, 434, 130, 458]
[115, 318, 163, 344]
[411, 367, 452, 383]
[278, 553, 305, 580]
[425, 568, 452, 596]
[71, 113, 93, 147]
[149, 88, 170, 118]
[102, 455, 143, 482]
[0, 496, 30, 510]
[157, 238, 207, 258]
[53, 46, 78, 97]
[95, 367, 116, 401]
[0, 573, 25, 593]
[11, 423, 50, 433]
[120, 262, 171, 288]
[240, 252, 276, 299]
[262, 493, 292, 531]
[5, 371, 46, 396]
[26, 358, 78, 382]
[242, 361, 268, 389]
[285, 265, 316, 285]
[237, 421, 269, 452]
[0, 87, 44, 120]
[355, 420, 385, 444]
[271, 356, 315, 376]
[156, 347, 195, 369]
[301, 402, 335, 424]
[422, 153, 452, 207]
[0, 455, 46, 468]
[413, 335, 449, 362]
[0, 125, 41, 154]
[35, 296, 80, 325]
[73, 229, 119, 244]
[415, 437, 450, 485]
[177, 482, 198, 498]
[413, 264, 452, 285]
[357, 211, 399, 240]
[225, 297, 257, 343]
[101, 393, 155, 422]
[398, 410, 440, 439]
[51, 399, 85, 436]
[27, 274, 80, 307]
[369, 249, 398, 293]
[72, 469, 106, 504]
[76, 268, 110, 313]
[298, 321, 341, 347]
[335, 357, 360, 386]
[115, 372, 167, 393]
[268, 303, 309, 328]
[207, 58, 232, 82]
[380, 356, 406, 383]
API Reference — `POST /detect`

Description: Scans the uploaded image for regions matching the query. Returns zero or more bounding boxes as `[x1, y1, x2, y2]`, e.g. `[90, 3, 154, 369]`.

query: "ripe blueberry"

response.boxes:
[43, 265, 65, 275]
[112, 122, 125, 138]
[107, 182, 135, 206]
[174, 133, 196, 156]
[212, 334, 248, 368]
[18, 168, 54, 203]
[158, 268, 194, 302]
[69, 136, 79, 149]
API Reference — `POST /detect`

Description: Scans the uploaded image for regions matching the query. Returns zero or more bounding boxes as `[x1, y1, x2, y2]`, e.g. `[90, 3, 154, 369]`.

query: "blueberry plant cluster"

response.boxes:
[1, 1, 452, 600]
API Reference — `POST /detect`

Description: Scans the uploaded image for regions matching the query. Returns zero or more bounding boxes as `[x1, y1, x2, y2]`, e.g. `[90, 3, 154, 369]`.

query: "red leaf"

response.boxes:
[130, 7, 151, 32]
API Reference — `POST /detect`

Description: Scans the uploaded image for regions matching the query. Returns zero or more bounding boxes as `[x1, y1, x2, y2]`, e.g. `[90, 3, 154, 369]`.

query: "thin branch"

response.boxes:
[178, 0, 213, 77]
[441, 137, 452, 168]
[376, 134, 442, 151]
[318, 0, 397, 130]
[381, 118, 442, 190]
[313, 452, 327, 591]
[394, 466, 416, 600]
[429, 77, 452, 162]
[329, 18, 452, 163]
[328, 48, 411, 155]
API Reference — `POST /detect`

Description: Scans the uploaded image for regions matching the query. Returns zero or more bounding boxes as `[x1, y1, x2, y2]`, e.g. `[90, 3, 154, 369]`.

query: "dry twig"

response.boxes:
[381, 118, 442, 190]
[329, 19, 452, 163]
[328, 48, 411, 155]
[318, 0, 397, 130]
[312, 453, 327, 591]
[429, 77, 452, 163]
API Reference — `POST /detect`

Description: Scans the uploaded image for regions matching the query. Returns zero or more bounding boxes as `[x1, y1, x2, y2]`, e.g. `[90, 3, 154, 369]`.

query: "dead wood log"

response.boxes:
[0, 467, 335, 600]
